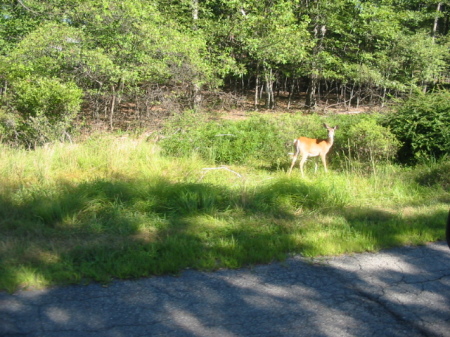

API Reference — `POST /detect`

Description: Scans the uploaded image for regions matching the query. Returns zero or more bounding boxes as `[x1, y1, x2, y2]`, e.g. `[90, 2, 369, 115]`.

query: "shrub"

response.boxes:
[0, 109, 20, 144]
[159, 113, 288, 165]
[159, 112, 402, 169]
[341, 118, 400, 163]
[2, 77, 82, 147]
[385, 91, 450, 163]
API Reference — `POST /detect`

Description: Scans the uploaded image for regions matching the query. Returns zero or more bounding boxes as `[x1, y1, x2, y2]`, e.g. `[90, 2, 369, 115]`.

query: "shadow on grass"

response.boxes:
[414, 161, 450, 192]
[0, 175, 448, 292]
[0, 176, 309, 290]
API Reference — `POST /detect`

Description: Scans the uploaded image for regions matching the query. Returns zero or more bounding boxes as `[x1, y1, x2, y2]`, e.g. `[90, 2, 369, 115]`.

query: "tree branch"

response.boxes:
[199, 166, 243, 181]
[16, 0, 39, 15]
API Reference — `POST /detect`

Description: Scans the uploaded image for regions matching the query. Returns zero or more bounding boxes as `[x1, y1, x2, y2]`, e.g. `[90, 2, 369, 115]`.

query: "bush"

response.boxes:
[385, 91, 450, 163]
[2, 77, 82, 147]
[159, 113, 288, 165]
[341, 118, 400, 163]
[159, 112, 402, 170]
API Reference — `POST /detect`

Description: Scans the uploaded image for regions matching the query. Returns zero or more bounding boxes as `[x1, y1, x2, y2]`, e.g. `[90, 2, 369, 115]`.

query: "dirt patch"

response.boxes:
[76, 91, 383, 136]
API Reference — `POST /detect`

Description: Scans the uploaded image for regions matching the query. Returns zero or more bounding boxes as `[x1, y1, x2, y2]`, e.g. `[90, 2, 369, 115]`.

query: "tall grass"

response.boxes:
[0, 129, 448, 293]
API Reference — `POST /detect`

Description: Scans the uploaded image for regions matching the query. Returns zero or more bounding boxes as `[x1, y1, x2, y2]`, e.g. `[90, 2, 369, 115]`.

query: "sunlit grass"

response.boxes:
[0, 137, 448, 292]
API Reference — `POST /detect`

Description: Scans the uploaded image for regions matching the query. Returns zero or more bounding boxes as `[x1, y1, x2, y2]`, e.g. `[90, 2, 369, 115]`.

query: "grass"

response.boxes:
[0, 134, 449, 293]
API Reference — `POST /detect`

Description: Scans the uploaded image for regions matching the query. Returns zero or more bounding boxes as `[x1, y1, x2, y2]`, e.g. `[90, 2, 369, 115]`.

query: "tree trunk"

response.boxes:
[444, 9, 450, 35]
[110, 86, 116, 130]
[191, 0, 202, 110]
[0, 80, 7, 96]
[306, 73, 317, 110]
[287, 80, 295, 110]
[254, 63, 260, 110]
[265, 67, 275, 109]
[192, 0, 198, 21]
[305, 21, 325, 110]
[432, 2, 442, 41]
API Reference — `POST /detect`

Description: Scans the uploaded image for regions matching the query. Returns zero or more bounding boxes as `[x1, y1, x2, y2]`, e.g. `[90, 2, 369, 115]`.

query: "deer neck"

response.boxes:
[326, 133, 335, 146]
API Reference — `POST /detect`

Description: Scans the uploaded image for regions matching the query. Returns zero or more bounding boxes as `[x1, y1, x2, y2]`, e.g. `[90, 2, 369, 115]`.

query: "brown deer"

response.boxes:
[288, 123, 338, 177]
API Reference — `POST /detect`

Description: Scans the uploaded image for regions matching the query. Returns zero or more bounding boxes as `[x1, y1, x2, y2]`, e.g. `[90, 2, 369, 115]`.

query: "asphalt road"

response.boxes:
[1, 241, 449, 337]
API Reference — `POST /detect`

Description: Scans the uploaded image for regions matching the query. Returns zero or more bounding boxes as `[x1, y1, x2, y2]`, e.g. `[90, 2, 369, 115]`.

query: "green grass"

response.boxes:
[0, 135, 449, 293]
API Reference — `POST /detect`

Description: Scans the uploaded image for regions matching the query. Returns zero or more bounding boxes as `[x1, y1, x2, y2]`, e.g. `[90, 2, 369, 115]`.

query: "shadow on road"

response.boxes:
[1, 242, 449, 337]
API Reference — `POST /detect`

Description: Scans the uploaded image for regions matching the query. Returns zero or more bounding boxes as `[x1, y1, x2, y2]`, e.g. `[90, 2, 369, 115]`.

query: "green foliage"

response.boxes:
[1, 0, 449, 127]
[0, 1, 41, 55]
[5, 22, 86, 80]
[160, 112, 402, 170]
[2, 77, 82, 146]
[340, 117, 401, 163]
[12, 77, 82, 119]
[159, 113, 288, 165]
[385, 91, 450, 163]
[73, 2, 216, 87]
[159, 112, 347, 167]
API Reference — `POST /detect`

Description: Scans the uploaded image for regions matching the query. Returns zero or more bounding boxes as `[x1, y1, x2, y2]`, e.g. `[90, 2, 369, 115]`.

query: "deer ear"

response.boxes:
[334, 125, 339, 130]
[323, 123, 328, 128]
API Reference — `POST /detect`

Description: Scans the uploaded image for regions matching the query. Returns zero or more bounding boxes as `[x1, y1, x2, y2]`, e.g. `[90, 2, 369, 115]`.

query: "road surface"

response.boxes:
[1, 242, 449, 337]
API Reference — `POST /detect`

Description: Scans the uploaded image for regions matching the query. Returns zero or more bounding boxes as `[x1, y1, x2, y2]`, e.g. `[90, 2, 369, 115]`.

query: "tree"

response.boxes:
[201, 0, 311, 109]
[1, 0, 450, 136]
[2, 1, 221, 129]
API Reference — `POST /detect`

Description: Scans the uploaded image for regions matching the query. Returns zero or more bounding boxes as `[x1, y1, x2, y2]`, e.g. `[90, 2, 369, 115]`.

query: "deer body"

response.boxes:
[288, 123, 337, 176]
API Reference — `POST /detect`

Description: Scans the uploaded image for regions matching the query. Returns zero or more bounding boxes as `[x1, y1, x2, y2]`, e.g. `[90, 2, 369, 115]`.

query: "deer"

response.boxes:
[288, 123, 338, 177]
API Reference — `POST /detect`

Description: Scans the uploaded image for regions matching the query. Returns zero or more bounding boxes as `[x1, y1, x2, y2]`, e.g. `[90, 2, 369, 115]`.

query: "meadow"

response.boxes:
[0, 112, 449, 293]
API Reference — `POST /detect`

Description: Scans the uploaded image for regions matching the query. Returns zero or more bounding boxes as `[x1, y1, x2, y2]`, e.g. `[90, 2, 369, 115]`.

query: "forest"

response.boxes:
[0, 0, 450, 146]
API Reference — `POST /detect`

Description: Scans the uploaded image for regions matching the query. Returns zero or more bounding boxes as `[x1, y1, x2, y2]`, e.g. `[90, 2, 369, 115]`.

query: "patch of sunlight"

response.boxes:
[289, 233, 303, 247]
[391, 229, 436, 246]
[131, 224, 160, 243]
[298, 217, 377, 257]
[22, 245, 61, 265]
[216, 236, 238, 249]
[400, 206, 421, 218]
[399, 204, 446, 218]
[14, 266, 50, 290]
[190, 214, 233, 231]
[298, 213, 346, 228]
[35, 250, 60, 264]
